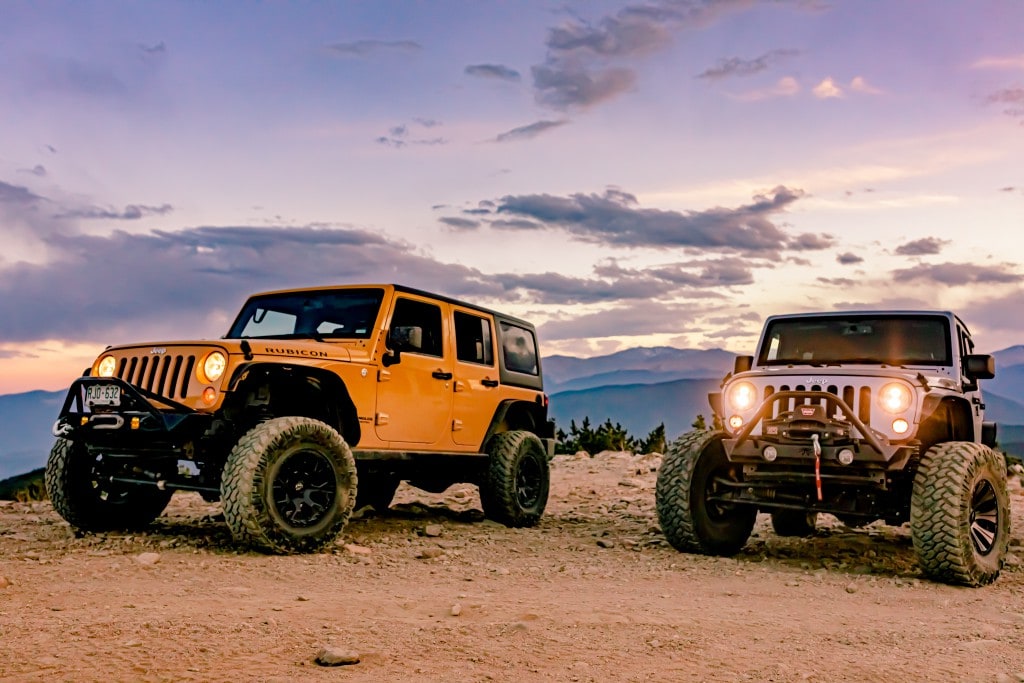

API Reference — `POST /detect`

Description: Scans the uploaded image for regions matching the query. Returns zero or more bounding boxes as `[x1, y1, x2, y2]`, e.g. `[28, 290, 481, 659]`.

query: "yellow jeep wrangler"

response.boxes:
[47, 284, 555, 553]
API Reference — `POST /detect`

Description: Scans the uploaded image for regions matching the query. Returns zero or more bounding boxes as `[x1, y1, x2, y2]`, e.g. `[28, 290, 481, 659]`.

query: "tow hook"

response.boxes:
[812, 433, 823, 501]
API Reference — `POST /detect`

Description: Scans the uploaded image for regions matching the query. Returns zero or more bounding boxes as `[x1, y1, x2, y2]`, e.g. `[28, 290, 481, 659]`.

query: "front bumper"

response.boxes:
[723, 390, 912, 468]
[53, 377, 213, 455]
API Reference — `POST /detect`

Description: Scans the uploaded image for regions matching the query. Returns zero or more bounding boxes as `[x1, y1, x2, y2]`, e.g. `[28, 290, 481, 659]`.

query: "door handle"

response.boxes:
[481, 379, 499, 387]
[432, 371, 453, 380]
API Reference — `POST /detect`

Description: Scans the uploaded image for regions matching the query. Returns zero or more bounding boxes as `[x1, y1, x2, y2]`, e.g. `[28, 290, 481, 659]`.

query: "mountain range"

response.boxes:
[2, 345, 1023, 482]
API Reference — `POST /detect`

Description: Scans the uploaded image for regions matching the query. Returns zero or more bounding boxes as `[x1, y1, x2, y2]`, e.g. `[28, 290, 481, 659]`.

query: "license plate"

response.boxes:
[85, 384, 121, 407]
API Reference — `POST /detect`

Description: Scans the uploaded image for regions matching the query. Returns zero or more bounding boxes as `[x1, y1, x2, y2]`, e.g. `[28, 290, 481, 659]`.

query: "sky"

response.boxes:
[2, 0, 1023, 395]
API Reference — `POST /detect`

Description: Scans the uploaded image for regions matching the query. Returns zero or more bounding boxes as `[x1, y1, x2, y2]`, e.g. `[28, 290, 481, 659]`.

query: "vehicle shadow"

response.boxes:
[735, 518, 923, 579]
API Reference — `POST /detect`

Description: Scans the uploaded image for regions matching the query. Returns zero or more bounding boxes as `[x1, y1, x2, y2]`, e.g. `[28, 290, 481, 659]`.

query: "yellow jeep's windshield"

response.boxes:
[759, 314, 951, 367]
[227, 288, 385, 340]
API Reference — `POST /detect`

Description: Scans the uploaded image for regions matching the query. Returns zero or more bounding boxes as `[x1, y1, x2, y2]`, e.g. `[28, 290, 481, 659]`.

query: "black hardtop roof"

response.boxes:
[244, 283, 537, 331]
[763, 310, 973, 337]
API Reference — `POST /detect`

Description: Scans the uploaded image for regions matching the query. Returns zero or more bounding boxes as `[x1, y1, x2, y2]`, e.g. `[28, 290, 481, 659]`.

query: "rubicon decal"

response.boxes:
[262, 347, 329, 358]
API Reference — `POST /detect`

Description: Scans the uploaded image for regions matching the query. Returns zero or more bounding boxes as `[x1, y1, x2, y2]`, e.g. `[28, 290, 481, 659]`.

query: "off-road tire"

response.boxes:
[656, 430, 756, 556]
[771, 509, 818, 537]
[480, 430, 549, 527]
[910, 441, 1010, 587]
[45, 438, 173, 532]
[221, 416, 357, 554]
[355, 473, 401, 512]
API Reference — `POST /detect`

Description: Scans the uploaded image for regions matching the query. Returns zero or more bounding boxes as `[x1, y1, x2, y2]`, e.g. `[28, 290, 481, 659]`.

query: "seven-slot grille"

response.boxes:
[114, 353, 196, 401]
[759, 382, 873, 426]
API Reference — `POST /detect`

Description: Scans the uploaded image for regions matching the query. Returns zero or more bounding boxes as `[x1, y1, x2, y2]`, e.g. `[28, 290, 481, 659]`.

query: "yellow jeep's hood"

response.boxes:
[241, 339, 355, 363]
[88, 338, 367, 411]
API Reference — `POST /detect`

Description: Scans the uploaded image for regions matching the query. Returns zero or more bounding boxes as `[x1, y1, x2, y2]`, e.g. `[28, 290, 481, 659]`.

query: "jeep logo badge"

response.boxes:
[150, 347, 166, 354]
[805, 378, 828, 385]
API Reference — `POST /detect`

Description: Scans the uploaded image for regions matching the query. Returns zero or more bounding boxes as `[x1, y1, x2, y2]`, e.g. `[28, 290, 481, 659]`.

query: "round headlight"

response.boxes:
[97, 356, 117, 377]
[202, 351, 227, 383]
[729, 381, 757, 412]
[878, 382, 912, 413]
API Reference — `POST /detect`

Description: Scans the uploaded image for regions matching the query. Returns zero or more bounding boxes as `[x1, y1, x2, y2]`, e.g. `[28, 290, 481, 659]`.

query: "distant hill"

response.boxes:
[0, 390, 63, 481]
[993, 345, 1024, 368]
[549, 378, 720, 440]
[543, 347, 734, 393]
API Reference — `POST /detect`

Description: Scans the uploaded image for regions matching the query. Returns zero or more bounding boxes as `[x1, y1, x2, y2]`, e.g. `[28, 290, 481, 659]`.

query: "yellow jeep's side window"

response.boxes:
[500, 322, 538, 375]
[454, 311, 494, 365]
[390, 298, 443, 357]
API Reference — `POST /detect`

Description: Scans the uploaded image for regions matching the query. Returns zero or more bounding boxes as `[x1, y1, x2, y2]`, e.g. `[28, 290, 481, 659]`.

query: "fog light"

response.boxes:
[837, 448, 855, 465]
[728, 415, 744, 430]
[202, 387, 217, 405]
[763, 446, 778, 462]
[131, 416, 141, 430]
[892, 418, 909, 434]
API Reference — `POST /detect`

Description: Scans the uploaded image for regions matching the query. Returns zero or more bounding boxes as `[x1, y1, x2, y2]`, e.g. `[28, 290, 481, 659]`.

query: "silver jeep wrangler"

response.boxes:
[655, 310, 1010, 586]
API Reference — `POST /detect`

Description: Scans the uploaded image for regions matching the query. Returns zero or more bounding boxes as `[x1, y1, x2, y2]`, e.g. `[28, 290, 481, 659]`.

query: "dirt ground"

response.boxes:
[1, 451, 1023, 683]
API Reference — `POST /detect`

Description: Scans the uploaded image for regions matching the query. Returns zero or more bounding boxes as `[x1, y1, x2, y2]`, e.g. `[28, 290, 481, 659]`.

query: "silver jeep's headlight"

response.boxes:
[878, 382, 912, 414]
[729, 381, 757, 412]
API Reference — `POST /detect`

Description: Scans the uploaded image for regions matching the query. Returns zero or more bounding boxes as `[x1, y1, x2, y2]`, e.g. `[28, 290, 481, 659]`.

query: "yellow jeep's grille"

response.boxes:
[115, 353, 197, 401]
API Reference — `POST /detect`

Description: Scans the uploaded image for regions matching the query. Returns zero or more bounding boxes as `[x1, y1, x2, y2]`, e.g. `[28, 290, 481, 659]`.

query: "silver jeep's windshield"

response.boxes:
[759, 314, 951, 367]
[228, 288, 385, 340]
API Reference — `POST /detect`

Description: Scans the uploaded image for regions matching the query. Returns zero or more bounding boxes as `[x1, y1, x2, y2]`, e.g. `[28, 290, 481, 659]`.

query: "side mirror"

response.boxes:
[390, 325, 423, 351]
[383, 325, 424, 367]
[964, 354, 995, 381]
[734, 355, 753, 374]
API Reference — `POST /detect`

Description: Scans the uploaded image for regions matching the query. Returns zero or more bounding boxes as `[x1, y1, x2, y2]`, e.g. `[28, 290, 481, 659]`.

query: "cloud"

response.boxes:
[0, 181, 44, 206]
[538, 300, 711, 342]
[965, 288, 1024, 337]
[496, 270, 677, 305]
[17, 165, 47, 177]
[697, 49, 800, 80]
[17, 42, 167, 102]
[0, 180, 69, 241]
[595, 257, 758, 288]
[531, 64, 636, 110]
[732, 76, 800, 102]
[439, 217, 480, 231]
[486, 185, 830, 253]
[0, 224, 511, 344]
[891, 262, 1021, 286]
[140, 42, 166, 56]
[375, 119, 447, 147]
[849, 76, 882, 95]
[812, 77, 843, 98]
[817, 277, 857, 287]
[530, 0, 788, 110]
[325, 40, 422, 57]
[836, 252, 863, 265]
[465, 64, 521, 81]
[1, 219, 752, 346]
[494, 119, 569, 142]
[491, 218, 543, 230]
[56, 203, 174, 221]
[971, 54, 1024, 70]
[985, 87, 1024, 120]
[894, 237, 949, 256]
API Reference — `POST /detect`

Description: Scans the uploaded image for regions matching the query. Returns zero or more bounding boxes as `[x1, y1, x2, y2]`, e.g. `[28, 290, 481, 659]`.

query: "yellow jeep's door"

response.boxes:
[374, 294, 454, 445]
[451, 308, 501, 448]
